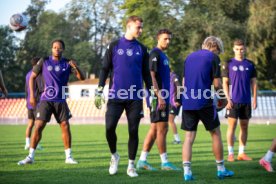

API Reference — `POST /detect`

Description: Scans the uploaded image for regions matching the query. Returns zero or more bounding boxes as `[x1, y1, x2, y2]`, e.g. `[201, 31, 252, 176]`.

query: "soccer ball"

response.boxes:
[9, 13, 28, 32]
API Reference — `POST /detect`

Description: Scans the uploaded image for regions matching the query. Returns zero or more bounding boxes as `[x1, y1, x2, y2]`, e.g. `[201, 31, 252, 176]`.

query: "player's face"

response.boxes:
[52, 42, 64, 58]
[233, 45, 245, 59]
[127, 21, 143, 38]
[157, 33, 172, 50]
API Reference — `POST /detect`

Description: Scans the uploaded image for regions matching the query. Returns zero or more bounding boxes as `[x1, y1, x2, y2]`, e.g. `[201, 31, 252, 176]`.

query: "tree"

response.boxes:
[247, 0, 276, 89]
[0, 26, 20, 91]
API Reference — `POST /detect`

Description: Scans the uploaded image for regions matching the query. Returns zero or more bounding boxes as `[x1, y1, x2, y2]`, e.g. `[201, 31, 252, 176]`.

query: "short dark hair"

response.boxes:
[51, 39, 65, 49]
[31, 57, 40, 66]
[156, 29, 172, 39]
[126, 16, 143, 25]
[233, 39, 245, 46]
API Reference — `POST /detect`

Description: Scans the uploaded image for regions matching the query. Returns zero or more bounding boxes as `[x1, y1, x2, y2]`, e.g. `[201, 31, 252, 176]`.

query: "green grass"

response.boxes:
[0, 124, 275, 184]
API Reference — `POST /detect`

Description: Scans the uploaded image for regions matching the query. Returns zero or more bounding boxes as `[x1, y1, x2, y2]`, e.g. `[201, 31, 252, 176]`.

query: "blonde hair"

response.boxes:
[202, 36, 224, 54]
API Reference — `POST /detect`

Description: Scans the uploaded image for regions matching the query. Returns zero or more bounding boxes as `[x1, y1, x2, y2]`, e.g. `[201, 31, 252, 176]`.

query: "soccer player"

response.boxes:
[169, 71, 182, 144]
[0, 70, 8, 98]
[222, 39, 257, 162]
[94, 16, 152, 177]
[136, 29, 180, 171]
[259, 138, 276, 172]
[24, 57, 43, 150]
[18, 39, 85, 165]
[181, 36, 234, 181]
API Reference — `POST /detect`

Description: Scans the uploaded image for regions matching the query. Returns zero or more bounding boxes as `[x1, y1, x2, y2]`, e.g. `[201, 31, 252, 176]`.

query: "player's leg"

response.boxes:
[18, 101, 51, 165]
[201, 106, 234, 179]
[259, 138, 276, 172]
[54, 101, 77, 164]
[25, 114, 34, 150]
[105, 99, 124, 175]
[225, 105, 238, 161]
[125, 100, 143, 177]
[168, 113, 180, 144]
[237, 104, 252, 161]
[18, 119, 47, 165]
[181, 110, 199, 181]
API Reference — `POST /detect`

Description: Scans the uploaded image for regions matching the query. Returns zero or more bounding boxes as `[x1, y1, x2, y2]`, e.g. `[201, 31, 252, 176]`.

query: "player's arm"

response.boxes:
[173, 75, 181, 106]
[149, 51, 166, 110]
[221, 60, 232, 109]
[30, 58, 43, 107]
[98, 42, 113, 89]
[251, 64, 258, 110]
[141, 46, 153, 90]
[69, 60, 85, 80]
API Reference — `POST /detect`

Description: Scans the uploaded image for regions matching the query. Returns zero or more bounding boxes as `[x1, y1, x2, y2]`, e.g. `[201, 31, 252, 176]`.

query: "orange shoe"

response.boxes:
[237, 153, 252, 161]
[227, 154, 235, 162]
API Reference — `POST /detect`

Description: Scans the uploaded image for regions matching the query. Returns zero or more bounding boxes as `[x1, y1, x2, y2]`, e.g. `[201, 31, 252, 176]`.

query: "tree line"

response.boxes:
[0, 0, 275, 92]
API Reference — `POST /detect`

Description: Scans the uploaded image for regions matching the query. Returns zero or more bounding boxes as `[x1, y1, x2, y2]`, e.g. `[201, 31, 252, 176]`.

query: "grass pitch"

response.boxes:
[0, 124, 275, 184]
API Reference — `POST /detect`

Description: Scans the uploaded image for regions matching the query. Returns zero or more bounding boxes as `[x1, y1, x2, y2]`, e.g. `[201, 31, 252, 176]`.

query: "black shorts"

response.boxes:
[105, 99, 143, 126]
[181, 105, 220, 131]
[150, 105, 169, 123]
[35, 101, 72, 123]
[169, 105, 180, 115]
[27, 109, 36, 120]
[225, 103, 251, 119]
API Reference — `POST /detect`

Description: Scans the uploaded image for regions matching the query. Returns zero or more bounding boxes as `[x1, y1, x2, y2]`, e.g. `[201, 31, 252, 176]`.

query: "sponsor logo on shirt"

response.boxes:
[55, 66, 60, 72]
[47, 65, 53, 71]
[126, 49, 133, 56]
[239, 65, 244, 71]
[117, 49, 124, 55]
[232, 66, 238, 71]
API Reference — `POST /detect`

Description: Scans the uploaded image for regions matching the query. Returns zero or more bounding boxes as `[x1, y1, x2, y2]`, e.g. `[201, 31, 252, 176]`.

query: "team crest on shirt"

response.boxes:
[55, 65, 61, 72]
[246, 67, 249, 70]
[117, 49, 124, 55]
[126, 49, 133, 56]
[163, 59, 169, 65]
[136, 51, 140, 55]
[232, 66, 238, 71]
[47, 65, 53, 71]
[239, 65, 244, 71]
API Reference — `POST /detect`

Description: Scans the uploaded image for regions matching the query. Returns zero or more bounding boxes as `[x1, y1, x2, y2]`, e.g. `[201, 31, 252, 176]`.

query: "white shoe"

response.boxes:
[24, 145, 29, 150]
[65, 157, 78, 164]
[18, 156, 34, 165]
[109, 155, 120, 175]
[127, 168, 138, 177]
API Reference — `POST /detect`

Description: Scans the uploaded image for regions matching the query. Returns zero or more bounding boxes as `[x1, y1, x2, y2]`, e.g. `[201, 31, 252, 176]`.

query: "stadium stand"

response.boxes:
[0, 91, 275, 124]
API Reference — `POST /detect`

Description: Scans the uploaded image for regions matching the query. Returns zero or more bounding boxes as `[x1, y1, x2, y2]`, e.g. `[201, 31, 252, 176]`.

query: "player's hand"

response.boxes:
[252, 100, 257, 110]
[30, 96, 36, 108]
[226, 99, 233, 109]
[94, 87, 105, 109]
[69, 60, 77, 69]
[158, 98, 166, 111]
[175, 102, 181, 107]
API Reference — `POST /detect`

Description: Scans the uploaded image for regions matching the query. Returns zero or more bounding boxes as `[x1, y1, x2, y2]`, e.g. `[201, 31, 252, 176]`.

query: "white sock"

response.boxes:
[65, 148, 72, 159]
[174, 134, 180, 142]
[238, 146, 245, 155]
[264, 150, 275, 162]
[111, 152, 119, 160]
[28, 148, 35, 159]
[160, 152, 168, 163]
[139, 151, 148, 161]
[228, 146, 234, 155]
[128, 160, 135, 169]
[216, 160, 225, 172]
[25, 138, 30, 145]
[183, 161, 192, 175]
